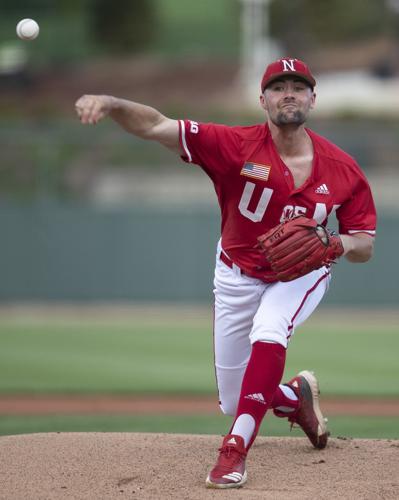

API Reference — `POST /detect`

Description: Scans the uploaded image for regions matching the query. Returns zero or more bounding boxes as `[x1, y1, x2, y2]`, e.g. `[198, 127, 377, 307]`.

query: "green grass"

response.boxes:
[0, 323, 214, 394]
[285, 325, 399, 397]
[0, 413, 397, 439]
[0, 319, 398, 397]
[0, 314, 397, 438]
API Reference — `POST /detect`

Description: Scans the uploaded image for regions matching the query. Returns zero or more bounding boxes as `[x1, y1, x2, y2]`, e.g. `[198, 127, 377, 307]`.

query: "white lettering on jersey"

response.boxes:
[313, 202, 327, 223]
[239, 182, 273, 222]
[280, 203, 342, 224]
[189, 121, 199, 134]
[313, 203, 341, 223]
[282, 59, 296, 72]
[280, 205, 306, 222]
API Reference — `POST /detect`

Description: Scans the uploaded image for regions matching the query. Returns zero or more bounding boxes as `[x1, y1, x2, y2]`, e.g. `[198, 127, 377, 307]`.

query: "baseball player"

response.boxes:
[75, 57, 376, 489]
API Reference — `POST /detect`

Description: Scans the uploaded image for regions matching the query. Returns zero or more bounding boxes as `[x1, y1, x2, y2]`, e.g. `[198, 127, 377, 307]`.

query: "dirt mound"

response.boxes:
[1, 433, 398, 499]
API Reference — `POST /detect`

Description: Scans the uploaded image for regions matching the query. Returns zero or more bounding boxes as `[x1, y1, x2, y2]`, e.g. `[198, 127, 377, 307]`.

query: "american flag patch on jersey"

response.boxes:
[240, 162, 271, 181]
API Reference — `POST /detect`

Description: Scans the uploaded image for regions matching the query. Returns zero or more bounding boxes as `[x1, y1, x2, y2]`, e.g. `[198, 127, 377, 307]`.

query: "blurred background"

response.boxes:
[0, 0, 398, 438]
[0, 0, 398, 304]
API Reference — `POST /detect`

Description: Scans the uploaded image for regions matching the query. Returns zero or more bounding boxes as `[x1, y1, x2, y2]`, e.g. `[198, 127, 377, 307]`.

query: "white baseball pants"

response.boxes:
[213, 241, 331, 416]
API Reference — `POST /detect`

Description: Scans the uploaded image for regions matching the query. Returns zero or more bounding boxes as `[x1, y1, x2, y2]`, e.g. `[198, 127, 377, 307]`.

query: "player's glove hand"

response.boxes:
[256, 216, 344, 282]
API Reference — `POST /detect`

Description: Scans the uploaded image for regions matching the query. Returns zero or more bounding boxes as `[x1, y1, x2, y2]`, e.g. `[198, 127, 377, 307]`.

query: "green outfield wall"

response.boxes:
[0, 202, 396, 305]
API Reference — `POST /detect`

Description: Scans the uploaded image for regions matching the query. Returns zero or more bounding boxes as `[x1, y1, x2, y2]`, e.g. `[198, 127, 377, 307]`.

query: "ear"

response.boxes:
[310, 91, 316, 109]
[259, 93, 267, 111]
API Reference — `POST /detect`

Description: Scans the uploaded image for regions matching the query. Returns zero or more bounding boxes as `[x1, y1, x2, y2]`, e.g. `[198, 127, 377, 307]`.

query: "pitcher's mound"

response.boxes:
[0, 432, 397, 499]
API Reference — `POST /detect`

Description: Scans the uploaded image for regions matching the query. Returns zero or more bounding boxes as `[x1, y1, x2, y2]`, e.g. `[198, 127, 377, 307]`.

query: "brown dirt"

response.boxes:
[0, 394, 399, 416]
[0, 432, 398, 499]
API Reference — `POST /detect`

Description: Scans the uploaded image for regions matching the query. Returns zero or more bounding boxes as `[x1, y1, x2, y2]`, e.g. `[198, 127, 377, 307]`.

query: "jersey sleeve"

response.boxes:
[178, 119, 241, 177]
[336, 169, 377, 237]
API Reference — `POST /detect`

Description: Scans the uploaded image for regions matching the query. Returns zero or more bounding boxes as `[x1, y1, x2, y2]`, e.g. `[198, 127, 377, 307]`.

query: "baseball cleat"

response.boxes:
[205, 434, 248, 489]
[274, 370, 329, 449]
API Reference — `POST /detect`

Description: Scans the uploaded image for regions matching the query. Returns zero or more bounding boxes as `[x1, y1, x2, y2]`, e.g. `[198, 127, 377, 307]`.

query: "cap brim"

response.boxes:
[262, 72, 316, 92]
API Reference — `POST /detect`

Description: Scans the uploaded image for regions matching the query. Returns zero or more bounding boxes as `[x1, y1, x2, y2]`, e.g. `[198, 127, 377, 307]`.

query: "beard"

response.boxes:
[271, 109, 307, 126]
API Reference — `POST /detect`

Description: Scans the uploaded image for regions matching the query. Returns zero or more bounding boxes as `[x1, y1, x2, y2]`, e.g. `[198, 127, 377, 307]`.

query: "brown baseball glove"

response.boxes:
[256, 216, 344, 282]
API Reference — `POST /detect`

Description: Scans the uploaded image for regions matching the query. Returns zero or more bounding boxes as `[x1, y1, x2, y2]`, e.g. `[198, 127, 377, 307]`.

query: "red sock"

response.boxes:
[270, 386, 299, 411]
[231, 341, 286, 450]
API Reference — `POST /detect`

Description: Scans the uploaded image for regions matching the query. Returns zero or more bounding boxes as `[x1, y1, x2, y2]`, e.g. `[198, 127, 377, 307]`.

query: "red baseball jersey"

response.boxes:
[179, 120, 376, 280]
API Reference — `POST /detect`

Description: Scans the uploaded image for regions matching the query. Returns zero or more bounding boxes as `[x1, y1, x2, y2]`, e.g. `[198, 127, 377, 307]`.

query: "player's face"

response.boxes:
[260, 78, 316, 127]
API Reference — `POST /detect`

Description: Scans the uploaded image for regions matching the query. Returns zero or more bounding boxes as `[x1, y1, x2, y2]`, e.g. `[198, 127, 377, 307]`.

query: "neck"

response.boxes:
[268, 121, 311, 156]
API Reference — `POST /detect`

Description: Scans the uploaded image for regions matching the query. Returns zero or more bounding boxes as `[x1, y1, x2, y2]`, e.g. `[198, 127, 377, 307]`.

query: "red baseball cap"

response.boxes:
[261, 58, 316, 92]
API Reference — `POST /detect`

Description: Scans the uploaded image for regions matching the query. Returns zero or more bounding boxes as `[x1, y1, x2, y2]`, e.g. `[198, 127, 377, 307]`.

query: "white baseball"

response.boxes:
[16, 19, 40, 40]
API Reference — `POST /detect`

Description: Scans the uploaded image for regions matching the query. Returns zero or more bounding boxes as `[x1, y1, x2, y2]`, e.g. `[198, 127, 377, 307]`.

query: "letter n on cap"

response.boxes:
[282, 59, 296, 71]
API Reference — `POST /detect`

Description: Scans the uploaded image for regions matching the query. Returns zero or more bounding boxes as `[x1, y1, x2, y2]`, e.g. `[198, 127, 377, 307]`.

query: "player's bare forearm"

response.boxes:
[108, 98, 178, 146]
[340, 233, 374, 263]
[75, 95, 182, 154]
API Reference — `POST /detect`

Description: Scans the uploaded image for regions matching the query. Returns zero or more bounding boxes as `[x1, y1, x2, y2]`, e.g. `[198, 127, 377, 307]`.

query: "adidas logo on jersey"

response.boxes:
[315, 183, 330, 194]
[244, 393, 267, 404]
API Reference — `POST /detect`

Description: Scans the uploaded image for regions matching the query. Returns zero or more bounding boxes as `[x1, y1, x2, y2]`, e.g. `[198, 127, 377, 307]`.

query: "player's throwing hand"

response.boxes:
[75, 94, 115, 125]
